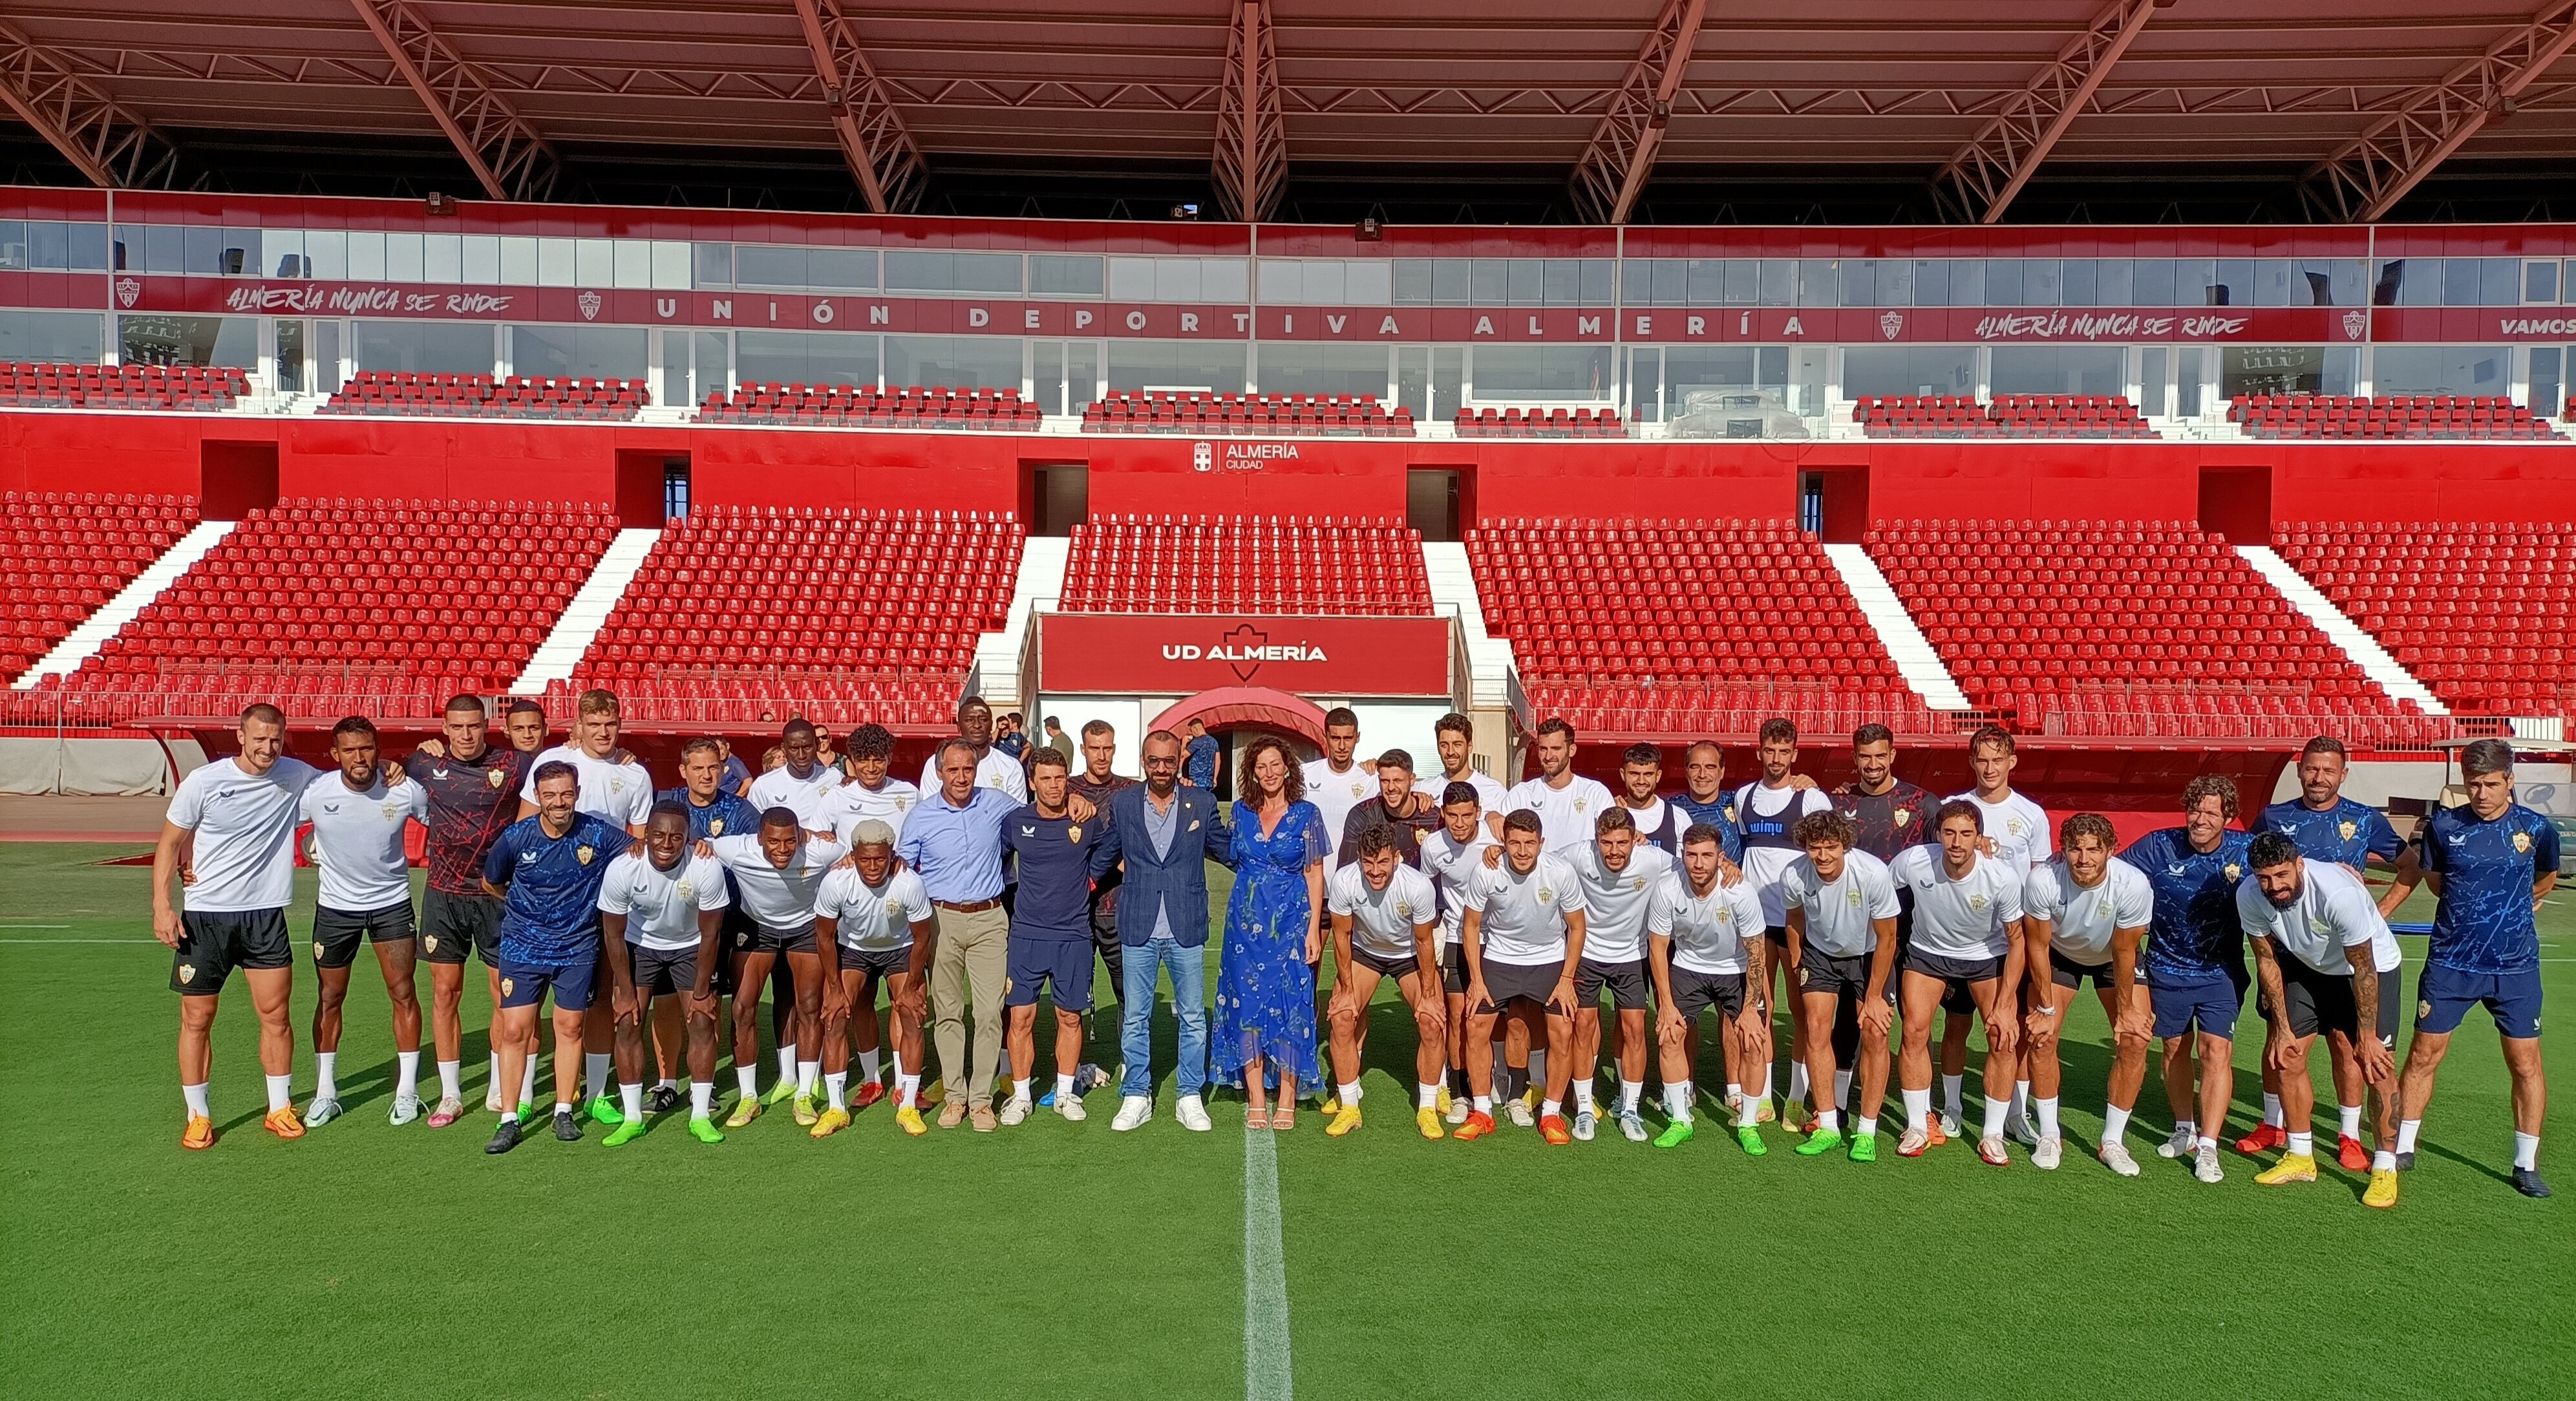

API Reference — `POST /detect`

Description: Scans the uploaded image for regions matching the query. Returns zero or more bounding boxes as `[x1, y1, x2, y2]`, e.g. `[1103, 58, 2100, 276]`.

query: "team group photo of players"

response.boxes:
[150, 688, 2558, 1209]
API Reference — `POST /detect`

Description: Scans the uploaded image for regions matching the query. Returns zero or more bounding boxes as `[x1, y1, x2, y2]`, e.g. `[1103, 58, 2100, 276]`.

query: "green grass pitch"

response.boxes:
[2, 841, 2568, 1399]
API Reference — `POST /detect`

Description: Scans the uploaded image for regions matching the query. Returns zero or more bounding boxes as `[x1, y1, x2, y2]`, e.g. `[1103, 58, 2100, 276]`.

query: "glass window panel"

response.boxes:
[1158, 257, 1204, 303]
[1721, 259, 1758, 305]
[384, 233, 423, 283]
[1254, 342, 1387, 398]
[883, 250, 955, 292]
[1506, 259, 1544, 306]
[695, 329, 730, 398]
[1990, 345, 2123, 396]
[120, 315, 258, 368]
[1842, 345, 1977, 398]
[497, 236, 536, 285]
[0, 310, 103, 363]
[2060, 259, 2096, 306]
[2440, 258, 2481, 306]
[1432, 259, 1470, 305]
[734, 329, 878, 389]
[953, 252, 1022, 294]
[1580, 259, 1615, 304]
[1798, 259, 1837, 307]
[1543, 259, 1582, 305]
[2482, 258, 2520, 306]
[1345, 259, 1392, 305]
[1255, 259, 1300, 303]
[2292, 261, 2330, 306]
[140, 225, 180, 273]
[536, 237, 575, 286]
[2177, 347, 2206, 415]
[884, 334, 1022, 390]
[352, 319, 494, 374]
[2177, 259, 2220, 306]
[14, 222, 52, 269]
[1392, 259, 1434, 305]
[1984, 259, 2023, 304]
[1876, 259, 1917, 308]
[2211, 258, 2253, 307]
[1469, 259, 1506, 304]
[2565, 259, 2575, 303]
[259, 230, 303, 279]
[2528, 346, 2561, 416]
[1105, 338, 1247, 394]
[511, 323, 647, 380]
[1911, 259, 1948, 307]
[1028, 254, 1105, 296]
[692, 242, 732, 288]
[649, 241, 692, 290]
[610, 240, 648, 289]
[1299, 260, 1343, 305]
[1944, 259, 1984, 307]
[2221, 345, 2326, 398]
[805, 248, 875, 291]
[2371, 344, 2508, 395]
[573, 239, 612, 286]
[346, 231, 386, 281]
[2527, 259, 2559, 305]
[66, 222, 106, 271]
[2024, 258, 2063, 307]
[1108, 257, 1155, 301]
[1469, 345, 1611, 399]
[2331, 259, 2365, 307]
[2250, 259, 2290, 306]
[2322, 345, 2359, 396]
[1200, 257, 1248, 303]
[2372, 259, 2405, 305]
[1686, 259, 1723, 305]
[1841, 259, 1877, 307]
[423, 233, 462, 283]
[2096, 258, 2134, 305]
[735, 246, 805, 288]
[2129, 258, 2173, 305]
[462, 235, 500, 284]
[306, 231, 346, 281]
[1650, 260, 1685, 306]
[1758, 259, 1796, 307]
[179, 225, 223, 275]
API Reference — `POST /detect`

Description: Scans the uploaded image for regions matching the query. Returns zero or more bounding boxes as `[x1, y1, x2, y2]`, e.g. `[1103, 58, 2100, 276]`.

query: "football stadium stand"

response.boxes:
[1857, 395, 2158, 439]
[1453, 407, 1624, 438]
[700, 384, 1038, 429]
[1, 363, 245, 411]
[1, 491, 199, 683]
[1059, 515, 1431, 615]
[320, 372, 646, 420]
[1081, 392, 1412, 436]
[2228, 394, 2562, 441]
[2273, 520, 2575, 719]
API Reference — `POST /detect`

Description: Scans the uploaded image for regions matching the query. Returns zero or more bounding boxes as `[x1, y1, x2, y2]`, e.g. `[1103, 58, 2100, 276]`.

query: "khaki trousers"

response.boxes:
[930, 904, 1010, 1109]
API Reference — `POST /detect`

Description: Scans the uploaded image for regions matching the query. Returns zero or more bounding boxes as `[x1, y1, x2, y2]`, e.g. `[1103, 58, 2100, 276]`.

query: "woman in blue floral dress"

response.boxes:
[1212, 734, 1327, 1129]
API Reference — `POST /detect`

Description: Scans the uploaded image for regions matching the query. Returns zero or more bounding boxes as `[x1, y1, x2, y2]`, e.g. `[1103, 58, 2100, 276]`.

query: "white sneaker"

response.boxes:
[1506, 1100, 1535, 1128]
[1057, 1093, 1087, 1122]
[2158, 1126, 2196, 1159]
[1175, 1095, 1212, 1132]
[1111, 1096, 1152, 1131]
[2008, 1116, 2040, 1148]
[1444, 1098, 1471, 1126]
[305, 1096, 342, 1127]
[1617, 1111, 1648, 1143]
[484, 1087, 506, 1113]
[388, 1093, 423, 1126]
[2032, 1136, 2062, 1171]
[1937, 1111, 1961, 1139]
[2193, 1142, 2224, 1183]
[1571, 1108, 1596, 1141]
[998, 1096, 1032, 1127]
[2098, 1141, 2142, 1177]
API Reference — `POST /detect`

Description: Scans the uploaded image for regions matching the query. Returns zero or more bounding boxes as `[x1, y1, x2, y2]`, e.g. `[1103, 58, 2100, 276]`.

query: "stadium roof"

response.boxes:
[4, 1, 2574, 222]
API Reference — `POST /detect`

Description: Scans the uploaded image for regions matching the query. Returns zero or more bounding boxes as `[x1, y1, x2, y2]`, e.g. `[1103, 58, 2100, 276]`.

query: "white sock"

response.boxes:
[1903, 1087, 1930, 1132]
[1816, 1109, 1839, 1133]
[2262, 1092, 2283, 1128]
[395, 1051, 420, 1100]
[1788, 1060, 1810, 1105]
[2288, 1130, 2314, 1157]
[2196, 1134, 2217, 1153]
[266, 1074, 293, 1113]
[1754, 1063, 1774, 1103]
[520, 1056, 537, 1103]
[655, 1076, 677, 1094]
[1619, 1080, 1643, 1114]
[1941, 1073, 1963, 1121]
[1012, 1077, 1032, 1104]
[690, 1082, 714, 1118]
[182, 1082, 210, 1118]
[619, 1082, 644, 1121]
[2515, 1132, 2541, 1171]
[2397, 1119, 2422, 1154]
[2103, 1104, 2131, 1144]
[1983, 1095, 2009, 1142]
[1540, 1098, 1562, 1119]
[826, 1071, 847, 1111]
[2338, 1104, 2363, 1139]
[736, 1065, 759, 1098]
[2012, 1078, 2032, 1124]
[488, 1052, 500, 1092]
[2036, 1096, 2061, 1142]
[898, 1073, 921, 1107]
[1418, 1081, 1440, 1109]
[1473, 1094, 1493, 1113]
[1857, 1113, 1880, 1139]
[1667, 1081, 1694, 1121]
[314, 1051, 339, 1100]
[584, 1052, 611, 1100]
[796, 1060, 818, 1095]
[778, 1044, 797, 1082]
[2372, 1150, 2396, 1171]
[859, 1048, 882, 1082]
[437, 1060, 462, 1100]
[1573, 1081, 1595, 1113]
[1834, 1069, 1853, 1114]
[1725, 1080, 1741, 1104]
[1061, 1073, 1081, 1102]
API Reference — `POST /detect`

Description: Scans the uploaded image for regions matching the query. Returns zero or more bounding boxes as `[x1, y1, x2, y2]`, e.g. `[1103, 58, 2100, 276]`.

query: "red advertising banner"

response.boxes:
[1038, 613, 1454, 697]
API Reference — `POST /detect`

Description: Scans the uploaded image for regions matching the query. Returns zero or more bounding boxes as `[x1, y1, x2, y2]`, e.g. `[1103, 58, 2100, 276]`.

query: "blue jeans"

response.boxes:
[1121, 936, 1208, 1099]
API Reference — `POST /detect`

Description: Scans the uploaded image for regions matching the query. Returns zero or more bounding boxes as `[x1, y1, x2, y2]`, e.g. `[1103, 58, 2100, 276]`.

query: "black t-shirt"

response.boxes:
[1832, 778, 1935, 863]
[1338, 795, 1445, 868]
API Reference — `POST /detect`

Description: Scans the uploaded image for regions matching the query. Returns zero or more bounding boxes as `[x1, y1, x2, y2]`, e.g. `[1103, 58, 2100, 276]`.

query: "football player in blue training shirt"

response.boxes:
[2250, 734, 2420, 1168]
[997, 748, 1114, 1126]
[658, 737, 763, 1111]
[2385, 738, 2561, 1197]
[2120, 775, 2255, 1184]
[479, 761, 628, 1154]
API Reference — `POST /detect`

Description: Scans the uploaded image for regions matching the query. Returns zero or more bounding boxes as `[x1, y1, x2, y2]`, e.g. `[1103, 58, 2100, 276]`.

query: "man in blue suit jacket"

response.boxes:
[1094, 728, 1234, 1131]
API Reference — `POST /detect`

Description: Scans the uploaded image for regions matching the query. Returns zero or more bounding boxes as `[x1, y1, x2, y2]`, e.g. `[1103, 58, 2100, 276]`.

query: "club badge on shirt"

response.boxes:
[487, 767, 507, 788]
[1067, 825, 1083, 842]
[2222, 862, 2242, 881]
[2005, 818, 2025, 835]
[884, 897, 905, 916]
[1967, 893, 1988, 911]
[1573, 797, 1590, 813]
[576, 844, 595, 866]
[1351, 780, 1368, 798]
[381, 801, 401, 820]
[709, 819, 726, 835]
[1846, 888, 1863, 907]
[1629, 875, 1646, 890]
[1395, 900, 1414, 918]
[1536, 886, 1555, 904]
[2094, 896, 2113, 919]
[2513, 831, 2533, 853]
[2338, 820, 2358, 841]
[676, 881, 696, 901]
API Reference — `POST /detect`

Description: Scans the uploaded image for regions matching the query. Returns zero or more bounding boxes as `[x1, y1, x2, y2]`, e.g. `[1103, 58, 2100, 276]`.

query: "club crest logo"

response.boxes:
[501, 978, 516, 997]
[676, 881, 695, 901]
[424, 935, 440, 953]
[1192, 441, 1213, 472]
[115, 276, 140, 307]
[895, 795, 915, 811]
[738, 932, 750, 946]
[1630, 875, 1646, 891]
[314, 942, 326, 959]
[1878, 310, 1904, 340]
[2224, 863, 2242, 882]
[576, 844, 595, 865]
[487, 767, 507, 788]
[1066, 824, 1082, 842]
[1536, 886, 1555, 905]
[1396, 901, 1413, 918]
[1723, 805, 1738, 824]
[1573, 797, 1589, 813]
[2513, 831, 2533, 853]
[578, 289, 602, 321]
[178, 963, 196, 983]
[1967, 893, 1989, 912]
[2341, 309, 2367, 341]
[2006, 819, 2025, 835]
[2338, 820, 2358, 841]
[2418, 998, 2432, 1020]
[1797, 966, 1812, 987]
[884, 897, 904, 915]
[1892, 808, 1911, 828]
[709, 819, 725, 835]
[382, 802, 401, 820]
[2096, 897, 2113, 919]
[1351, 781, 1367, 798]
[1846, 887, 1862, 906]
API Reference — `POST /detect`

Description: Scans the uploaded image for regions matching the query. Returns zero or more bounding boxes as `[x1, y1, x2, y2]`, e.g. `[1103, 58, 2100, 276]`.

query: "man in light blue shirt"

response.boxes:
[900, 740, 1019, 1130]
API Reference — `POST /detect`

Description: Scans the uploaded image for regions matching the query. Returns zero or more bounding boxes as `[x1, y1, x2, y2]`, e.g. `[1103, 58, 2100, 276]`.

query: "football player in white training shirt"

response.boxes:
[1566, 807, 1675, 1143]
[749, 718, 843, 831]
[814, 819, 938, 1139]
[1504, 716, 1616, 857]
[917, 696, 1027, 802]
[1458, 809, 1590, 1145]
[2237, 831, 2405, 1201]
[1892, 800, 2027, 1165]
[1416, 711, 1507, 839]
[515, 688, 655, 1126]
[1779, 810, 1902, 1162]
[1322, 826, 1447, 1140]
[704, 810, 849, 1129]
[298, 717, 431, 1128]
[1421, 778, 1500, 1123]
[1733, 718, 1833, 1128]
[597, 802, 729, 1146]
[2021, 813, 2155, 1175]
[1943, 724, 2051, 1141]
[1646, 822, 1771, 1151]
[154, 703, 328, 1148]
[1302, 706, 1376, 880]
[822, 723, 922, 848]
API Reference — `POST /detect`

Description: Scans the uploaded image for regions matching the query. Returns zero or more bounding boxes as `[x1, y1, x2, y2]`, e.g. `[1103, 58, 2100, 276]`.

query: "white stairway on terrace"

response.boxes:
[2235, 545, 2447, 716]
[1822, 544, 1974, 711]
[969, 535, 1072, 711]
[511, 528, 661, 695]
[14, 520, 237, 689]
[1422, 541, 1518, 711]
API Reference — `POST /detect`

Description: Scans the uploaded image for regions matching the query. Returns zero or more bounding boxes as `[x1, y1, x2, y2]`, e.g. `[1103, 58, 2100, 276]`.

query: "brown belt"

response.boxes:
[934, 897, 1003, 914]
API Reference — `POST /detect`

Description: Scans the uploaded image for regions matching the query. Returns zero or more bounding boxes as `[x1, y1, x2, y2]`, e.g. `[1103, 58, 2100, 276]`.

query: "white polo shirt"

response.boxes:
[299, 775, 427, 912]
[706, 834, 849, 929]
[1779, 850, 1901, 957]
[1648, 869, 1768, 976]
[2236, 859, 2402, 978]
[1420, 826, 1498, 952]
[748, 762, 843, 829]
[165, 755, 325, 914]
[2024, 858, 2155, 963]
[1893, 846, 2026, 961]
[1567, 842, 1674, 965]
[1326, 862, 1440, 963]
[1504, 772, 1617, 856]
[813, 865, 935, 954]
[1465, 852, 1587, 966]
[598, 850, 728, 951]
[820, 776, 923, 848]
[523, 745, 654, 829]
[1416, 767, 1508, 817]
[1949, 789, 2054, 872]
[919, 747, 1027, 804]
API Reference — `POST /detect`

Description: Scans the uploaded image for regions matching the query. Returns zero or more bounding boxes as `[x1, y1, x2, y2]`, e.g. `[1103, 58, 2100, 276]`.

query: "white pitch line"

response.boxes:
[1244, 1124, 1294, 1401]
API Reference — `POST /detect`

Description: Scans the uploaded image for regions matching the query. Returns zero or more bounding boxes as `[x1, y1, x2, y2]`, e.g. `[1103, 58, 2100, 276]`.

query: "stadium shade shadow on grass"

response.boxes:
[2, 842, 2567, 1400]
